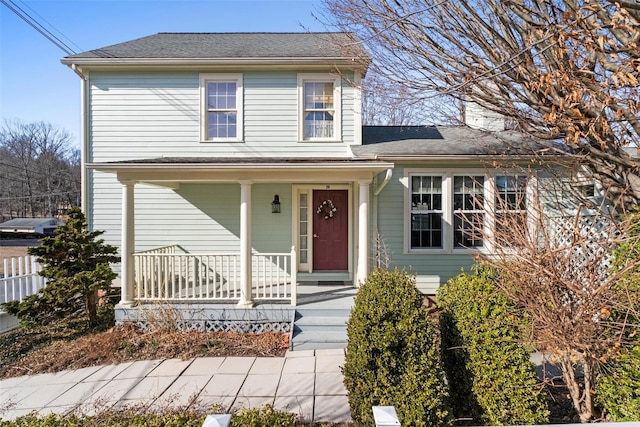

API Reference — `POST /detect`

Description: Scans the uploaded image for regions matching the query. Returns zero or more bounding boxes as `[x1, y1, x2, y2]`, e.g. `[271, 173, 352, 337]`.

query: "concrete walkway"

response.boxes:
[0, 349, 350, 423]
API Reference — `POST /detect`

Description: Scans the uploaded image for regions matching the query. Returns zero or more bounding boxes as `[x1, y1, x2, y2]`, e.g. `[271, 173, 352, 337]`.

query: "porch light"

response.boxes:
[271, 194, 281, 213]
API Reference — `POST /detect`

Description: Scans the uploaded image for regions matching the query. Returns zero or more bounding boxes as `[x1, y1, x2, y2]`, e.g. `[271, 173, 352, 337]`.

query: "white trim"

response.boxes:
[357, 180, 370, 285]
[200, 73, 243, 142]
[297, 73, 342, 142]
[353, 71, 363, 145]
[238, 181, 253, 307]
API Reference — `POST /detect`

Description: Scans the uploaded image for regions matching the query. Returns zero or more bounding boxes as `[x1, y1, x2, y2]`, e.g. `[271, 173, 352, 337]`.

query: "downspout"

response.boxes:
[374, 168, 393, 197]
[71, 64, 88, 215]
[372, 168, 393, 266]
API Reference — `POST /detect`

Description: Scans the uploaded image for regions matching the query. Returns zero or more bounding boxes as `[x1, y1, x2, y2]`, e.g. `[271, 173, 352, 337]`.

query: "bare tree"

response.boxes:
[0, 120, 79, 218]
[468, 169, 640, 422]
[324, 0, 640, 210]
[361, 73, 459, 125]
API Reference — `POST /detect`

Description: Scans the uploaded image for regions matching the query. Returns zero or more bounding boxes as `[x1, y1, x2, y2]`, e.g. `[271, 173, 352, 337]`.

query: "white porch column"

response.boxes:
[357, 180, 371, 285]
[238, 180, 254, 307]
[120, 180, 135, 306]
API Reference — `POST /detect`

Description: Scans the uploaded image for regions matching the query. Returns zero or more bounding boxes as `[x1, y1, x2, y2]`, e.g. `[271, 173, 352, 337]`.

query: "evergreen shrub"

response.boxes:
[342, 268, 452, 426]
[3, 207, 119, 329]
[596, 344, 640, 421]
[595, 213, 640, 421]
[437, 266, 549, 425]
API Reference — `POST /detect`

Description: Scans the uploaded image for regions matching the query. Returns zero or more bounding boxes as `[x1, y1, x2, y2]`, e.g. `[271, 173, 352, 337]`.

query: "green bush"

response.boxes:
[230, 405, 297, 427]
[0, 412, 206, 427]
[0, 405, 298, 426]
[597, 344, 640, 421]
[342, 268, 452, 427]
[437, 266, 549, 425]
[595, 213, 640, 421]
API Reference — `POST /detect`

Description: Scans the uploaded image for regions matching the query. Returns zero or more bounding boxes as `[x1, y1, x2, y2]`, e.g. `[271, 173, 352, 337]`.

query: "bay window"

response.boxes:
[406, 171, 526, 252]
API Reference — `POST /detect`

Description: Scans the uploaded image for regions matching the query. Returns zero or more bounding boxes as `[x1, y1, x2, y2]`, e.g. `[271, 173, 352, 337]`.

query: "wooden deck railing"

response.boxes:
[0, 256, 46, 306]
[133, 246, 297, 305]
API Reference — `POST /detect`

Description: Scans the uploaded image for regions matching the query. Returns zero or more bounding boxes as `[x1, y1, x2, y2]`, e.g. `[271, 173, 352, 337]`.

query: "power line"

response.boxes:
[0, 0, 77, 56]
[16, 0, 83, 53]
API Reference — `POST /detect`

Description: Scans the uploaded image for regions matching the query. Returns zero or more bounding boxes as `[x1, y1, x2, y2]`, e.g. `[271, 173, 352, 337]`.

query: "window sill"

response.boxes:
[405, 248, 448, 255]
[200, 139, 244, 143]
[298, 139, 343, 143]
[404, 247, 487, 255]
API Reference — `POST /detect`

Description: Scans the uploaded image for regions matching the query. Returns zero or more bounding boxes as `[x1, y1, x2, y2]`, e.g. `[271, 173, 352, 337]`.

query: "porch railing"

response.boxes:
[1, 256, 46, 305]
[133, 246, 297, 305]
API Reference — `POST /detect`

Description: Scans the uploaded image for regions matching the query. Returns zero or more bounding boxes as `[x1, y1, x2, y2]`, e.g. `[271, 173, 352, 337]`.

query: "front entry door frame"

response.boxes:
[292, 184, 353, 276]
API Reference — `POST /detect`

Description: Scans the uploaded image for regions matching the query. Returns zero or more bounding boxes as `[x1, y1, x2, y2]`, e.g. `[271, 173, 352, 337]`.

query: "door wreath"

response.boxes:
[317, 199, 337, 219]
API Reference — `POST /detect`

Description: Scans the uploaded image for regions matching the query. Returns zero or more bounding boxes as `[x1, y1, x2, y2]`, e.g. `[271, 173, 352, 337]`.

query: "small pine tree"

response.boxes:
[3, 207, 119, 328]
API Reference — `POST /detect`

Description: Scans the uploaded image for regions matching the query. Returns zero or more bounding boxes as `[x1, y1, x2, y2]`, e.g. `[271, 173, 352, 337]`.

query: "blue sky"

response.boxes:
[0, 0, 326, 147]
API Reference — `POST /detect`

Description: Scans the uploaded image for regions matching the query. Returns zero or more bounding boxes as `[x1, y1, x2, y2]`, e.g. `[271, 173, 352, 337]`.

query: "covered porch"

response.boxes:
[89, 157, 393, 309]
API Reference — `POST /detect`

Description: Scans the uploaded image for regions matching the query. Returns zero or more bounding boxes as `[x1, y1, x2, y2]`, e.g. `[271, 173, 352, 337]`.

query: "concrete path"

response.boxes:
[0, 349, 350, 423]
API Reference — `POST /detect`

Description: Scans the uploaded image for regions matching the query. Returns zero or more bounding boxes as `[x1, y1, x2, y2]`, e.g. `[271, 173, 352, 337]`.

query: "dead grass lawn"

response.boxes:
[0, 325, 288, 379]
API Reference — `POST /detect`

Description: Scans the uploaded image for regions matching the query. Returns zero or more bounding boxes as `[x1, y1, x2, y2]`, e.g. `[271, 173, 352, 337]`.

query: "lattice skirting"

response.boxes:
[115, 303, 294, 334]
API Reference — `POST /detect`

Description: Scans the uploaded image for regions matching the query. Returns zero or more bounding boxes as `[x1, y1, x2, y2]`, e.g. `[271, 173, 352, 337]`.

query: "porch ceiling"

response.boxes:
[87, 158, 394, 186]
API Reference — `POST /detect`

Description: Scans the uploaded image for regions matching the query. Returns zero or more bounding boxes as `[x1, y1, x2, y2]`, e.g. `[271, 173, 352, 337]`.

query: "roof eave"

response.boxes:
[362, 154, 565, 161]
[61, 56, 371, 71]
[87, 160, 393, 172]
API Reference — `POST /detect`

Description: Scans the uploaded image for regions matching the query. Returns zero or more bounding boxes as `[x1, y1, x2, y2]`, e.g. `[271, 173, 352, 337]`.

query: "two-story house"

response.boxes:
[61, 32, 556, 315]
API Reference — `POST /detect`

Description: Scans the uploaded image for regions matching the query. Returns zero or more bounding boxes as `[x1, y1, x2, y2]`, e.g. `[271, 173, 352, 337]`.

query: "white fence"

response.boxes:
[0, 255, 45, 305]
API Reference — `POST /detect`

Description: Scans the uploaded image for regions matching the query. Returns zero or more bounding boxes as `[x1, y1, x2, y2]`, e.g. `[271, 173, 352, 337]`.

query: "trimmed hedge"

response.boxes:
[596, 213, 640, 421]
[342, 268, 452, 426]
[0, 405, 297, 427]
[596, 344, 640, 421]
[437, 266, 549, 425]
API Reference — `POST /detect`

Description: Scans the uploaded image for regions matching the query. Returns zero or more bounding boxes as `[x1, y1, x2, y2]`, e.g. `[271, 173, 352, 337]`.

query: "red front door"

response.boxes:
[313, 190, 348, 271]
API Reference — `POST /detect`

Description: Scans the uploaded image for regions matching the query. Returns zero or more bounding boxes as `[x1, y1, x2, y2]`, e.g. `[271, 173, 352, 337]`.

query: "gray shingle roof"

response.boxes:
[63, 32, 369, 61]
[355, 126, 566, 158]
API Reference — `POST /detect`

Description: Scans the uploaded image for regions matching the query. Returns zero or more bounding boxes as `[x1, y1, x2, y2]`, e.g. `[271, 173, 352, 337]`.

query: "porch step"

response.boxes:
[290, 308, 350, 351]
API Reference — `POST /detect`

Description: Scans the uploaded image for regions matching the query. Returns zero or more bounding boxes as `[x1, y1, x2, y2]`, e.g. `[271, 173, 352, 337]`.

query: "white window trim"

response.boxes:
[403, 168, 493, 255]
[452, 173, 487, 251]
[200, 73, 243, 142]
[297, 73, 342, 142]
[406, 173, 448, 252]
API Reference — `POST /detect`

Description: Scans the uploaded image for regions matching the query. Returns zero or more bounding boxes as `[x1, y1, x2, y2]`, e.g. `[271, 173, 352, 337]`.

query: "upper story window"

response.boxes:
[298, 74, 341, 142]
[200, 74, 243, 142]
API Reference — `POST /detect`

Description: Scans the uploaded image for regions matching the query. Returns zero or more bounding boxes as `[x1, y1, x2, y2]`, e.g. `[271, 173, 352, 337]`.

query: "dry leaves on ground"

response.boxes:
[0, 325, 288, 379]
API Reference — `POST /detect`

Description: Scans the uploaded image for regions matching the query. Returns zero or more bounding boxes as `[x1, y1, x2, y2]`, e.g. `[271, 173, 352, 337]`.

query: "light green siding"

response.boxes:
[88, 70, 359, 162]
[373, 165, 477, 294]
[89, 172, 294, 264]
